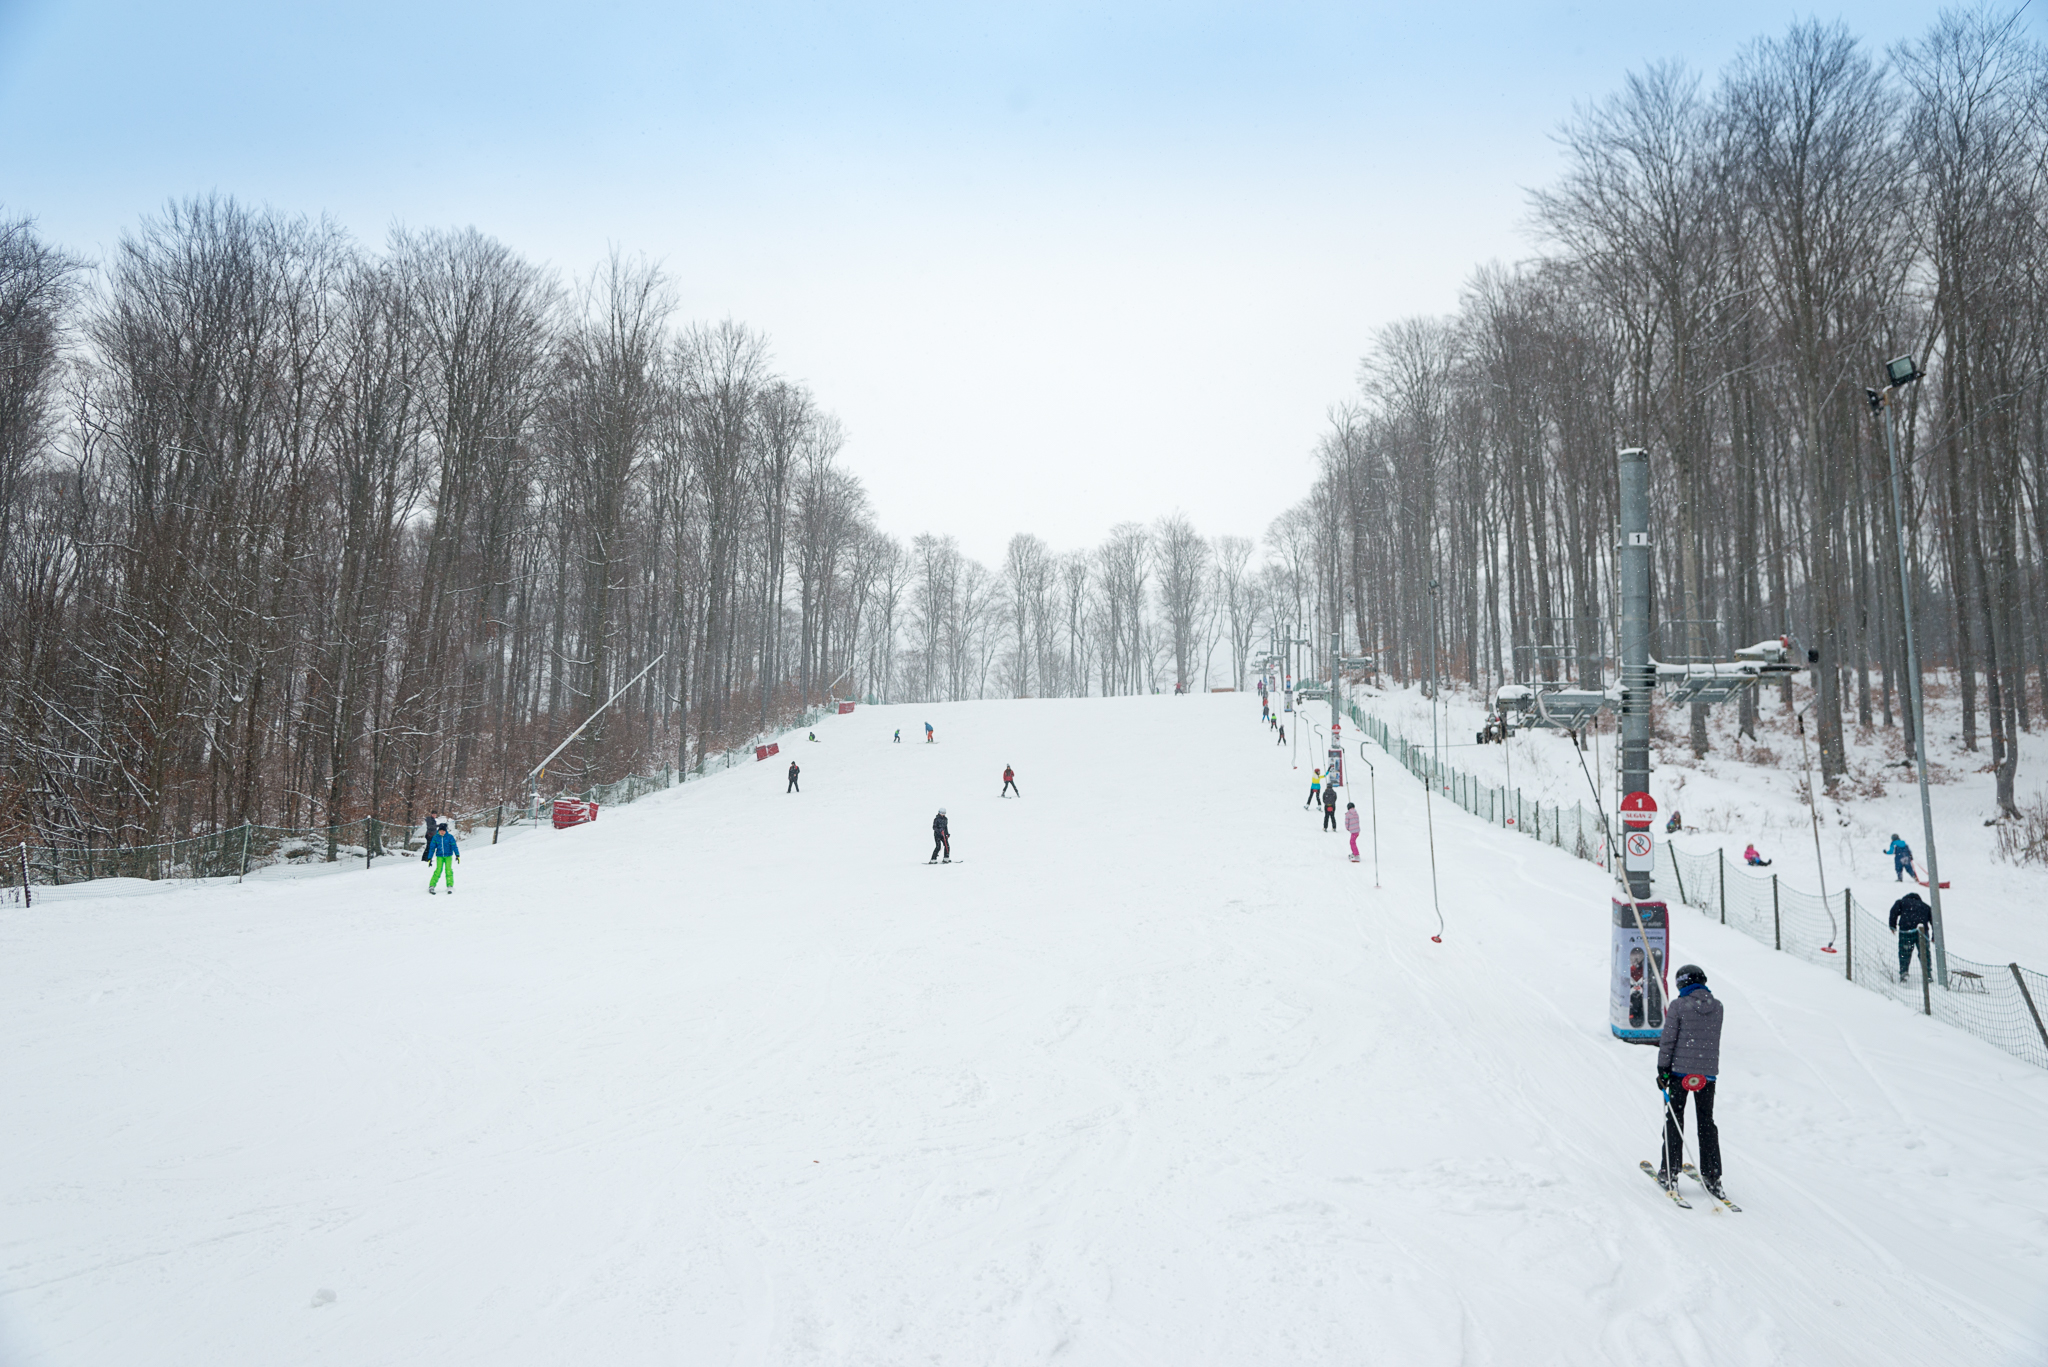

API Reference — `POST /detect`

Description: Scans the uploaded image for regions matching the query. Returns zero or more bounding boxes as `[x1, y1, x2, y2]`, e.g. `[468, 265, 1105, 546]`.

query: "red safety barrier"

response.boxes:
[552, 799, 599, 829]
[755, 742, 780, 760]
[837, 701, 855, 714]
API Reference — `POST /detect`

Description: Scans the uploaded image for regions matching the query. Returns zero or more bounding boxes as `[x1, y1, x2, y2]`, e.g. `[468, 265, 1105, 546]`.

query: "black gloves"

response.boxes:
[1656, 1070, 1675, 1091]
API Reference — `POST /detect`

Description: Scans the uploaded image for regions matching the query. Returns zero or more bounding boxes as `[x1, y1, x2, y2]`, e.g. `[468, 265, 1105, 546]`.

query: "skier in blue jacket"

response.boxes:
[427, 823, 460, 895]
[1884, 834, 1918, 882]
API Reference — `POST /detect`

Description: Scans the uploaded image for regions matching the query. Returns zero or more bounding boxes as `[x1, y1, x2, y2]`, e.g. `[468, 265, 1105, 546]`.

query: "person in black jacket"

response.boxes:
[1889, 891, 1934, 982]
[930, 808, 951, 863]
[787, 761, 800, 793]
[420, 813, 440, 863]
[1321, 782, 1339, 830]
[1657, 963, 1725, 1196]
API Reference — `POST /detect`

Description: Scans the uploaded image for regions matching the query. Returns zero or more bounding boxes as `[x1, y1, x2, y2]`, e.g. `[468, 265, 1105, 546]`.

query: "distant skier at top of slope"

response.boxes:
[1656, 964, 1724, 1199]
[893, 729, 901, 743]
[925, 721, 935, 744]
[1001, 766, 1020, 798]
[930, 808, 951, 863]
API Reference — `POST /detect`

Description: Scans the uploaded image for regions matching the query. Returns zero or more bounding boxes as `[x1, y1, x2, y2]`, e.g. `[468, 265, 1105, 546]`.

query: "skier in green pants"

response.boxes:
[427, 822, 460, 895]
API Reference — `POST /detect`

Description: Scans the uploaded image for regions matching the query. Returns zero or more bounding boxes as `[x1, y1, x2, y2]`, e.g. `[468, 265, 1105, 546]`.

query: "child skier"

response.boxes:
[894, 729, 901, 743]
[930, 808, 951, 863]
[1344, 801, 1361, 861]
[1884, 834, 1918, 882]
[426, 822, 460, 895]
[1322, 783, 1339, 831]
[925, 722, 935, 744]
[1001, 766, 1020, 797]
[1305, 768, 1323, 808]
[787, 761, 800, 793]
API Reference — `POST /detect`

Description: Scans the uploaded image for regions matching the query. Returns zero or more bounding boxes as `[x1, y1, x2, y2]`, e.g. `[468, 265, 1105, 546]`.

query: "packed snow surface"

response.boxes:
[4, 695, 2046, 1365]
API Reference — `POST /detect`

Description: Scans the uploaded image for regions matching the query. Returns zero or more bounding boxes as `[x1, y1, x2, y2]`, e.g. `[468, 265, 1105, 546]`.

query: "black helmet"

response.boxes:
[1674, 964, 1707, 989]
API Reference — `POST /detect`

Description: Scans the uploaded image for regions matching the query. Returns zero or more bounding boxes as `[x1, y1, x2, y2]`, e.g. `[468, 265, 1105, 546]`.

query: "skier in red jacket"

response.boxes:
[1001, 766, 1020, 797]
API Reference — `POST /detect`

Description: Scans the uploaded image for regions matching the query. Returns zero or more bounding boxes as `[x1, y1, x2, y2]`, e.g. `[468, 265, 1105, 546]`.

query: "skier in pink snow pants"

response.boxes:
[1344, 802, 1361, 860]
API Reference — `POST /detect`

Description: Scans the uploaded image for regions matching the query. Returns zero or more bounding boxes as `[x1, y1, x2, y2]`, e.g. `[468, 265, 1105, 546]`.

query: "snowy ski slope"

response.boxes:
[3, 694, 2045, 1365]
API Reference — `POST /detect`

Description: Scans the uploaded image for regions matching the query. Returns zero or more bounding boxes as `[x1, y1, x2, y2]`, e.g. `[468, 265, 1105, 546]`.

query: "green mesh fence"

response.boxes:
[1351, 702, 2048, 1072]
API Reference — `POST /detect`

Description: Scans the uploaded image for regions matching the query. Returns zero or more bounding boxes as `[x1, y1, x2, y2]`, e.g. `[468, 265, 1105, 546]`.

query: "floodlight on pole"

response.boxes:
[1872, 355, 1949, 985]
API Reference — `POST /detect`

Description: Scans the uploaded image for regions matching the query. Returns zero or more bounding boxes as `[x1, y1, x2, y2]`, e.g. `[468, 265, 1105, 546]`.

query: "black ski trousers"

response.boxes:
[788, 777, 799, 792]
[1002, 780, 1020, 796]
[1897, 928, 1928, 980]
[1663, 1080, 1720, 1183]
[931, 833, 950, 861]
[1323, 805, 1337, 830]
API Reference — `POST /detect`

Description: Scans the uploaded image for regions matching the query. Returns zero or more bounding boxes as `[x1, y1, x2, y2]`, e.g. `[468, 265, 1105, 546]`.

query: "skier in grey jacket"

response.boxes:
[1656, 963, 1725, 1196]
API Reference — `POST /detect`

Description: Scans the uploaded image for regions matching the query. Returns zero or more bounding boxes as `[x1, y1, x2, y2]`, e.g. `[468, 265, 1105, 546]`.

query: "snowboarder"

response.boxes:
[1322, 782, 1339, 831]
[807, 731, 817, 742]
[1305, 768, 1323, 807]
[925, 721, 935, 744]
[930, 808, 951, 863]
[893, 729, 901, 743]
[1743, 843, 1771, 867]
[1665, 809, 1683, 834]
[1884, 834, 1918, 882]
[1888, 890, 1933, 982]
[787, 761, 800, 793]
[1656, 964, 1725, 1199]
[1344, 801, 1361, 861]
[426, 822, 460, 895]
[1001, 766, 1020, 797]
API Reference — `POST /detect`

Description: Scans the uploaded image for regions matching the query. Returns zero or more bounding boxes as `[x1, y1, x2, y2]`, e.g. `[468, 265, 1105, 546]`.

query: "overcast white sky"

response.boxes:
[0, 2, 2001, 565]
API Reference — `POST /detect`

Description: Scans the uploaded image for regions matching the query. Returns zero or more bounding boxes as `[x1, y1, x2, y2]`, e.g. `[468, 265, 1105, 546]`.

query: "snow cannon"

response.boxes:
[1611, 898, 1669, 1043]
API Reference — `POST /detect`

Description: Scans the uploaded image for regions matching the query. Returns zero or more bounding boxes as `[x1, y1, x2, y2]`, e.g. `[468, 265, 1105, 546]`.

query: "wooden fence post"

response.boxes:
[1843, 890, 1853, 980]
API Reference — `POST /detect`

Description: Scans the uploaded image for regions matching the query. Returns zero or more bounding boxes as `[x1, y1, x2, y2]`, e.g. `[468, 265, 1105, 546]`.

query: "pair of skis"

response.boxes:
[1639, 1160, 1741, 1211]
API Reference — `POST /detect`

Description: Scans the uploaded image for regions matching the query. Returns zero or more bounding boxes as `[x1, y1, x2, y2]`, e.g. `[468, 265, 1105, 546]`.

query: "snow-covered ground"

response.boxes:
[1359, 677, 2048, 968]
[4, 694, 2046, 1365]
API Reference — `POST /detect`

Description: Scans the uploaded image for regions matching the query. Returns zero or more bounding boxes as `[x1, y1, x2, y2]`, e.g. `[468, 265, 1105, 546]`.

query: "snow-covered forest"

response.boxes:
[7, 11, 2048, 853]
[0, 208, 1290, 851]
[1285, 12, 2048, 823]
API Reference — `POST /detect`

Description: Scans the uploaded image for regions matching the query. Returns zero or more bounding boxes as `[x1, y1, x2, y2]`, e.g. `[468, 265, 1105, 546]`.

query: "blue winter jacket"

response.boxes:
[1885, 837, 1913, 862]
[428, 831, 460, 859]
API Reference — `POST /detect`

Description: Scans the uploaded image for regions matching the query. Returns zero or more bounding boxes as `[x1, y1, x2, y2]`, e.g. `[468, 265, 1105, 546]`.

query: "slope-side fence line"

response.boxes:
[1349, 702, 2048, 1071]
[3, 705, 837, 892]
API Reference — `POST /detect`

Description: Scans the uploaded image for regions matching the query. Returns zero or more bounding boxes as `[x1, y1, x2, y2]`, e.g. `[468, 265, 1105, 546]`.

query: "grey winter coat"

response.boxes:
[1657, 987, 1724, 1077]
